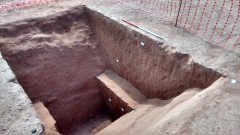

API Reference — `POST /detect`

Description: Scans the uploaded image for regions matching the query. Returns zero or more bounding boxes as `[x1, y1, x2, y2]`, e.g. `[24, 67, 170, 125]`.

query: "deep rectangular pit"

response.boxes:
[0, 6, 222, 135]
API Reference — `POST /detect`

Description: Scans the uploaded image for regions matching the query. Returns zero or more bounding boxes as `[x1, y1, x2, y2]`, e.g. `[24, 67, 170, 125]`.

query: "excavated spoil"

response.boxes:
[0, 6, 223, 135]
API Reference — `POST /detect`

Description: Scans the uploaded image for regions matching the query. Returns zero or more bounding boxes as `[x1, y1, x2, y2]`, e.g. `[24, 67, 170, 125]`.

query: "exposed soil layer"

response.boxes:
[97, 70, 147, 117]
[33, 102, 61, 135]
[0, 6, 108, 134]
[89, 10, 223, 99]
[0, 5, 226, 135]
[96, 87, 203, 135]
[66, 110, 113, 135]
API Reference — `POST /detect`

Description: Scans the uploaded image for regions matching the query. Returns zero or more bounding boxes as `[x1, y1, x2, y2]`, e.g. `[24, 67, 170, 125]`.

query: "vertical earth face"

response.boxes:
[0, 2, 233, 135]
[0, 6, 107, 133]
[89, 10, 222, 100]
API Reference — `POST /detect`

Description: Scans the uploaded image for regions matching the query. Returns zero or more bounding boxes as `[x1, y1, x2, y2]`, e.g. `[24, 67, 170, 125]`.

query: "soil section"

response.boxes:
[89, 9, 223, 100]
[0, 6, 107, 134]
[0, 5, 227, 135]
[66, 110, 113, 135]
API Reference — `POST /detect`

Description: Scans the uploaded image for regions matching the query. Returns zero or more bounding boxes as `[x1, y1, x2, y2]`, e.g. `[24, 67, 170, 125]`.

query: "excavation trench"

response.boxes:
[0, 6, 222, 135]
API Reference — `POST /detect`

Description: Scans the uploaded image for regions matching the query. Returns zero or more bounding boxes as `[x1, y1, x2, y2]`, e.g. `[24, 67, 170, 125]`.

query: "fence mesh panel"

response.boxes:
[98, 0, 240, 48]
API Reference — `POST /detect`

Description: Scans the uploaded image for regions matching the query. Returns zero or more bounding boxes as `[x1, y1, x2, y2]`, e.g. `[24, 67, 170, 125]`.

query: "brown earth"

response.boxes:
[66, 110, 113, 135]
[89, 9, 222, 100]
[97, 70, 147, 117]
[0, 6, 107, 134]
[33, 102, 61, 135]
[0, 1, 239, 135]
[97, 87, 202, 135]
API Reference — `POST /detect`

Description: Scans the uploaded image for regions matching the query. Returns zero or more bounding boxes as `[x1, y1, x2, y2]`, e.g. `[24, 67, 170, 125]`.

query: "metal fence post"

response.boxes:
[175, 0, 183, 27]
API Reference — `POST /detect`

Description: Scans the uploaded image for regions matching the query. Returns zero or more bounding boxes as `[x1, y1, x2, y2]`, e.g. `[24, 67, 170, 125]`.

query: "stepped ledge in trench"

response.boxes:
[88, 4, 240, 134]
[97, 70, 147, 117]
[0, 4, 239, 135]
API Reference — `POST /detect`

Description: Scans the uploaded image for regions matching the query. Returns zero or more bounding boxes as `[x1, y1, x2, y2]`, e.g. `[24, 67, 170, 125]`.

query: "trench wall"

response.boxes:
[0, 6, 106, 133]
[89, 9, 223, 100]
[0, 5, 225, 134]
